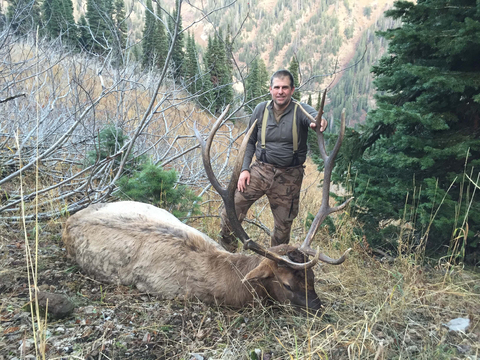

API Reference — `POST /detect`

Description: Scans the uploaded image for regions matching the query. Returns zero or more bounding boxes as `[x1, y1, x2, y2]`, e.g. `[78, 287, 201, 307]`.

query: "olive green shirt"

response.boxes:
[242, 100, 318, 171]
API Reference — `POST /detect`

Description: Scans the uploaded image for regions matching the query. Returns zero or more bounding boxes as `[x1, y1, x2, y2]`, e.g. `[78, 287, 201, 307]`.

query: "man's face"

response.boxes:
[269, 76, 295, 109]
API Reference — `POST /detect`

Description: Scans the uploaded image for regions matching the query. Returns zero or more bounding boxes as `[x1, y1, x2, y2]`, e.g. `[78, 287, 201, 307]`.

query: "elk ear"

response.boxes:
[243, 259, 276, 283]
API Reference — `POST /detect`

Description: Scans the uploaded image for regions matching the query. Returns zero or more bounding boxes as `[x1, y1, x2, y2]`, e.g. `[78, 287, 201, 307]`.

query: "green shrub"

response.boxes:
[86, 124, 145, 174]
[116, 163, 200, 218]
[86, 125, 128, 166]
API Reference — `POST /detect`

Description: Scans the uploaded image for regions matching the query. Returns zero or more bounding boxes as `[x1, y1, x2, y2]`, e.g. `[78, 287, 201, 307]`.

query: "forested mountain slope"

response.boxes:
[67, 0, 396, 122]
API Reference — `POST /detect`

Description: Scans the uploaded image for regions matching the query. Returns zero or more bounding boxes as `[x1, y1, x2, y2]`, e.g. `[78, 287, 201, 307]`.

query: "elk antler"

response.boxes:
[194, 106, 320, 270]
[297, 89, 353, 264]
[194, 105, 251, 244]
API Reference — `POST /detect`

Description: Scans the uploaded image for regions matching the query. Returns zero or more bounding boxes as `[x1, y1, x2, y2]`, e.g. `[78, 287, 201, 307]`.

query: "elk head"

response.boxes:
[194, 90, 353, 310]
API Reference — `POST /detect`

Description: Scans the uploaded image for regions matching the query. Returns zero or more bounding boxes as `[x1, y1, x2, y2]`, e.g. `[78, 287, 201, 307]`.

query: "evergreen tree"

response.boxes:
[198, 73, 215, 109]
[184, 32, 201, 95]
[111, 0, 127, 64]
[224, 24, 234, 73]
[7, 0, 42, 35]
[336, 0, 480, 260]
[203, 31, 233, 112]
[0, 6, 5, 29]
[307, 93, 312, 106]
[42, 0, 75, 44]
[85, 0, 114, 55]
[142, 0, 156, 68]
[316, 91, 322, 110]
[153, 2, 168, 70]
[77, 15, 90, 50]
[167, 0, 185, 80]
[288, 56, 301, 101]
[245, 57, 269, 112]
[131, 43, 140, 62]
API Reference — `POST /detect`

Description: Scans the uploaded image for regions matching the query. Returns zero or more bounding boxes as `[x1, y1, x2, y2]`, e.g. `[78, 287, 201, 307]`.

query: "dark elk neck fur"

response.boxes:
[206, 251, 267, 307]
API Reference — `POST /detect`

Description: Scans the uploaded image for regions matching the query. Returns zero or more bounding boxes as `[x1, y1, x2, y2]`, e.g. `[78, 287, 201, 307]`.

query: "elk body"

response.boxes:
[63, 93, 352, 310]
[63, 201, 322, 308]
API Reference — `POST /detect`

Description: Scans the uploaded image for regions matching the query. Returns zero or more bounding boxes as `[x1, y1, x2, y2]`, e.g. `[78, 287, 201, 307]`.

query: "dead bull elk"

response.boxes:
[62, 91, 353, 310]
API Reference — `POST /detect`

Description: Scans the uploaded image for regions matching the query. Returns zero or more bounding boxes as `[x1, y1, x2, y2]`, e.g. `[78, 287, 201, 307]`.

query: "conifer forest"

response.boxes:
[0, 0, 479, 359]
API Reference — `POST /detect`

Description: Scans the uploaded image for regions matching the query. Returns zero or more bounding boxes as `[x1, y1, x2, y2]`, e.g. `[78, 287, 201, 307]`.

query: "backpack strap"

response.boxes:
[261, 100, 271, 149]
[259, 100, 271, 162]
[260, 100, 300, 165]
[291, 100, 299, 166]
[292, 101, 299, 154]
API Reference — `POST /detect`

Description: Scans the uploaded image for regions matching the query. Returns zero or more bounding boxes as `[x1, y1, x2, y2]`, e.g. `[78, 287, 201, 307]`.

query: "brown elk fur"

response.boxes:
[63, 201, 321, 309]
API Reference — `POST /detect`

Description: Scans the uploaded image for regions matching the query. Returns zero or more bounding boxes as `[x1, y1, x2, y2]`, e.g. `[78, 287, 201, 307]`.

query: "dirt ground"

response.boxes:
[1, 217, 480, 360]
[1, 162, 479, 360]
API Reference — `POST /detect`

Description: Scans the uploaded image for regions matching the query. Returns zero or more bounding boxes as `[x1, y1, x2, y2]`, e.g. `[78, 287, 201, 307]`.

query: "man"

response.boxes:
[219, 69, 328, 252]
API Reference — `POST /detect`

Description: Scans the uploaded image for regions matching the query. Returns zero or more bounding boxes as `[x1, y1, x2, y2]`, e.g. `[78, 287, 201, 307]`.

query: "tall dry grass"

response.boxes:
[186, 158, 479, 359]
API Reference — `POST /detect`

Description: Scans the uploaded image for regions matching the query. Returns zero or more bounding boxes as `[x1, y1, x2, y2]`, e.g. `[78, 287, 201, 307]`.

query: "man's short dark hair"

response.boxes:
[270, 70, 295, 88]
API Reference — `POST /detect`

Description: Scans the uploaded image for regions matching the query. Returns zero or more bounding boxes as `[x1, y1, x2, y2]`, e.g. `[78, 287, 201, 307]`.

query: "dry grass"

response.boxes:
[1, 156, 480, 359]
[180, 158, 480, 359]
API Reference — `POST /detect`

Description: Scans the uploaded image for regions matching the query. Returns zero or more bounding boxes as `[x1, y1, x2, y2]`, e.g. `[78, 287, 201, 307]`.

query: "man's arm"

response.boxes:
[241, 103, 263, 172]
[238, 106, 261, 191]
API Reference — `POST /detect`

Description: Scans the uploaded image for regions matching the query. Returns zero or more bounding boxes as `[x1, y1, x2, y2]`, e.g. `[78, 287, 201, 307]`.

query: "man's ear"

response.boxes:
[243, 259, 276, 282]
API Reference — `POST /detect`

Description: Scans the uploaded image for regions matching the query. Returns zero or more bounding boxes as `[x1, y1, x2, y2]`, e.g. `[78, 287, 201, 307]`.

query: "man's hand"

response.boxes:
[309, 117, 328, 132]
[237, 170, 250, 192]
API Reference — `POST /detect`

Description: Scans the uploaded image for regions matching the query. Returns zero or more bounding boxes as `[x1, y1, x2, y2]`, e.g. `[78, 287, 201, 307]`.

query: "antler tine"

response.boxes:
[298, 107, 354, 264]
[296, 89, 328, 158]
[301, 246, 352, 265]
[245, 240, 321, 270]
[316, 89, 328, 160]
[194, 106, 256, 244]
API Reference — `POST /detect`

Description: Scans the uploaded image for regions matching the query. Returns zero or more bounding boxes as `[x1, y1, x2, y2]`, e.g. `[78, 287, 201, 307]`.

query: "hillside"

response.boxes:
[173, 0, 394, 122]
[64, 0, 395, 122]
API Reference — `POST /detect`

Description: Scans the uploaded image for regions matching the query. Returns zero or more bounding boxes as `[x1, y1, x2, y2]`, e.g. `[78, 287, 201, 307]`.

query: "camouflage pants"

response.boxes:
[220, 160, 304, 251]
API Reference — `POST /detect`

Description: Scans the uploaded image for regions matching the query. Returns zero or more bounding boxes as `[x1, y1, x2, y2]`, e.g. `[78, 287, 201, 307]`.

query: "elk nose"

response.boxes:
[307, 292, 322, 311]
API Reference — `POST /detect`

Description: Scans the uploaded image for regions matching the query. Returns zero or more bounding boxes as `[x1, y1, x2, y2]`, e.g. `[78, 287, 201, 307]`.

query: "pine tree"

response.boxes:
[42, 0, 75, 45]
[198, 72, 214, 109]
[85, 0, 114, 55]
[307, 93, 312, 106]
[184, 32, 201, 95]
[167, 0, 185, 80]
[336, 0, 480, 260]
[288, 56, 301, 101]
[77, 15, 90, 50]
[216, 30, 233, 110]
[316, 91, 322, 110]
[7, 0, 42, 35]
[245, 57, 269, 112]
[142, 0, 156, 68]
[111, 0, 127, 63]
[0, 6, 5, 29]
[153, 2, 168, 70]
[203, 31, 233, 112]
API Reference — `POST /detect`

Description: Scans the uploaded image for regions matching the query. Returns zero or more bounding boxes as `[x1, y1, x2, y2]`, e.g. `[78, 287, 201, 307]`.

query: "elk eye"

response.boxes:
[283, 284, 292, 291]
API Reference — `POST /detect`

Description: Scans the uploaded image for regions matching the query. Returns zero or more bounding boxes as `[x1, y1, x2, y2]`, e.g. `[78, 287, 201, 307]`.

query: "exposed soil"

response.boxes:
[1, 220, 479, 359]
